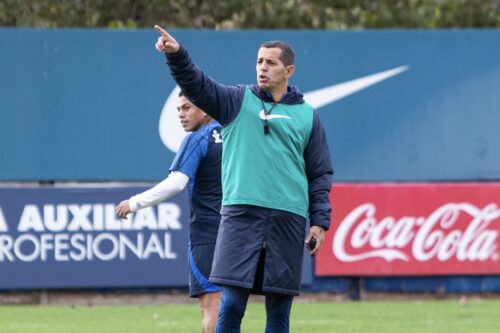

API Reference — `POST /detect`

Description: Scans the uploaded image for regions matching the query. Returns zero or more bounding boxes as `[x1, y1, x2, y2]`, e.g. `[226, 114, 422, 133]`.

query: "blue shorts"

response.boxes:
[188, 243, 221, 298]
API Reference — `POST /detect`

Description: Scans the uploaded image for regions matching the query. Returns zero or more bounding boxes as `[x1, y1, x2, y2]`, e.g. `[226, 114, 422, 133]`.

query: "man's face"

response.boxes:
[256, 47, 293, 92]
[177, 96, 207, 132]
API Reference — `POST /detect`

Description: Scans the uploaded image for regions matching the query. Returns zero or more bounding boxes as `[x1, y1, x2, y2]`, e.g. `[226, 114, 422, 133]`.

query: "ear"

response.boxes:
[285, 65, 295, 79]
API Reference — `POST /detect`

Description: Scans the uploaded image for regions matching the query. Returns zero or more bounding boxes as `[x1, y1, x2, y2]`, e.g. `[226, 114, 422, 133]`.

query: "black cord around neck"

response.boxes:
[259, 97, 278, 135]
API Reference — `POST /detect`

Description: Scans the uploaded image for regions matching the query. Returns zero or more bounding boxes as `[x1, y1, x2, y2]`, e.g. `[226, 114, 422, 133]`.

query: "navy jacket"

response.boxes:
[165, 46, 333, 230]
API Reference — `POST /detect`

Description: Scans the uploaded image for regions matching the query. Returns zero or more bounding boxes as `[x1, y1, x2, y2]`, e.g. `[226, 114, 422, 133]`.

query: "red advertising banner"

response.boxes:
[316, 183, 500, 276]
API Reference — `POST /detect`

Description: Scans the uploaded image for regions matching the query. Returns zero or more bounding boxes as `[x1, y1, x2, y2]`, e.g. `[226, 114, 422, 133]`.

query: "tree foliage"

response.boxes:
[0, 0, 498, 29]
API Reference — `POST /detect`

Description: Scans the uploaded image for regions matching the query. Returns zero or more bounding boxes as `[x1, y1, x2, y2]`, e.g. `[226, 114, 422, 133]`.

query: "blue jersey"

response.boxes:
[170, 120, 222, 245]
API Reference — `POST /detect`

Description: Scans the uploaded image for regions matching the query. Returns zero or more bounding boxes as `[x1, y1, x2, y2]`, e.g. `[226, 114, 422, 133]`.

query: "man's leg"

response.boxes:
[189, 243, 222, 332]
[264, 293, 294, 333]
[215, 285, 251, 333]
[199, 291, 222, 333]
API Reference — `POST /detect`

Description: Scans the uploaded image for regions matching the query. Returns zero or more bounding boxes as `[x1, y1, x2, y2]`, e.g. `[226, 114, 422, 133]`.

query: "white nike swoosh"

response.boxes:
[258, 110, 292, 120]
[303, 65, 409, 109]
[159, 85, 184, 153]
[160, 65, 409, 153]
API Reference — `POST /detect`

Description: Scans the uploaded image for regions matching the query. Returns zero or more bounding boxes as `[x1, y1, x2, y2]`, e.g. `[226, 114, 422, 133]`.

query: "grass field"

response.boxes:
[0, 299, 499, 333]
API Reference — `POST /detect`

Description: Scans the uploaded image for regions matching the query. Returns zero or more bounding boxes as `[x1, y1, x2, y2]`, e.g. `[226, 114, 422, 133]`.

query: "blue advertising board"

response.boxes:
[1, 29, 499, 182]
[0, 186, 189, 289]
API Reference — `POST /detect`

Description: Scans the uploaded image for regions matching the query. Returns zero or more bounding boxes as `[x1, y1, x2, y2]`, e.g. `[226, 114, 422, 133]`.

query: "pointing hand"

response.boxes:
[154, 25, 180, 53]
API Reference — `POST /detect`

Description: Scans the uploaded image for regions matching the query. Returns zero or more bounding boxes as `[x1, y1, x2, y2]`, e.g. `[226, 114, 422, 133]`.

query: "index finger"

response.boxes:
[154, 25, 171, 39]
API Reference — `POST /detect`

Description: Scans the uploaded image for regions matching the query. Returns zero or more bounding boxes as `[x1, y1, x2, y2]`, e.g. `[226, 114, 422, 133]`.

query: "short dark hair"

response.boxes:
[260, 40, 295, 66]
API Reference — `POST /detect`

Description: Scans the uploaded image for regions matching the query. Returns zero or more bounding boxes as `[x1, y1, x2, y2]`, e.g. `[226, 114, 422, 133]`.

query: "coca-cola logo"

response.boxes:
[333, 203, 500, 263]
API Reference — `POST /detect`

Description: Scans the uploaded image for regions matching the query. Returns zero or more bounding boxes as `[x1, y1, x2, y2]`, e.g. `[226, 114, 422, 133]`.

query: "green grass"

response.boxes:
[0, 299, 499, 333]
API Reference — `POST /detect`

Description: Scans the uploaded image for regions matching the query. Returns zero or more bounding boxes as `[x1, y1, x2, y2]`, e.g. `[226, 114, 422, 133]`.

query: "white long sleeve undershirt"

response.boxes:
[128, 171, 189, 212]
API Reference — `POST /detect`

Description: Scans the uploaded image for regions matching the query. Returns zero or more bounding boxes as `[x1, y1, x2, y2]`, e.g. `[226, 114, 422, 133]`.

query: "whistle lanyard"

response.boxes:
[260, 98, 278, 135]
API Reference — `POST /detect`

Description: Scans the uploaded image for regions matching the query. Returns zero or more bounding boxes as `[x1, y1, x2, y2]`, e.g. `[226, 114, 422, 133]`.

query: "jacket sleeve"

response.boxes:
[304, 111, 334, 230]
[165, 46, 245, 126]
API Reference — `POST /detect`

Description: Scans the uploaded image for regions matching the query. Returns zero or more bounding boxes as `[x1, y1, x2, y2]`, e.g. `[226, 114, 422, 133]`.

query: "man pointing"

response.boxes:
[154, 25, 333, 333]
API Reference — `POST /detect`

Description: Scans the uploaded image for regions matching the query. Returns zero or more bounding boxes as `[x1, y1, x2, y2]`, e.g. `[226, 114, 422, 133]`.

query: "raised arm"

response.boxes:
[154, 25, 244, 126]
